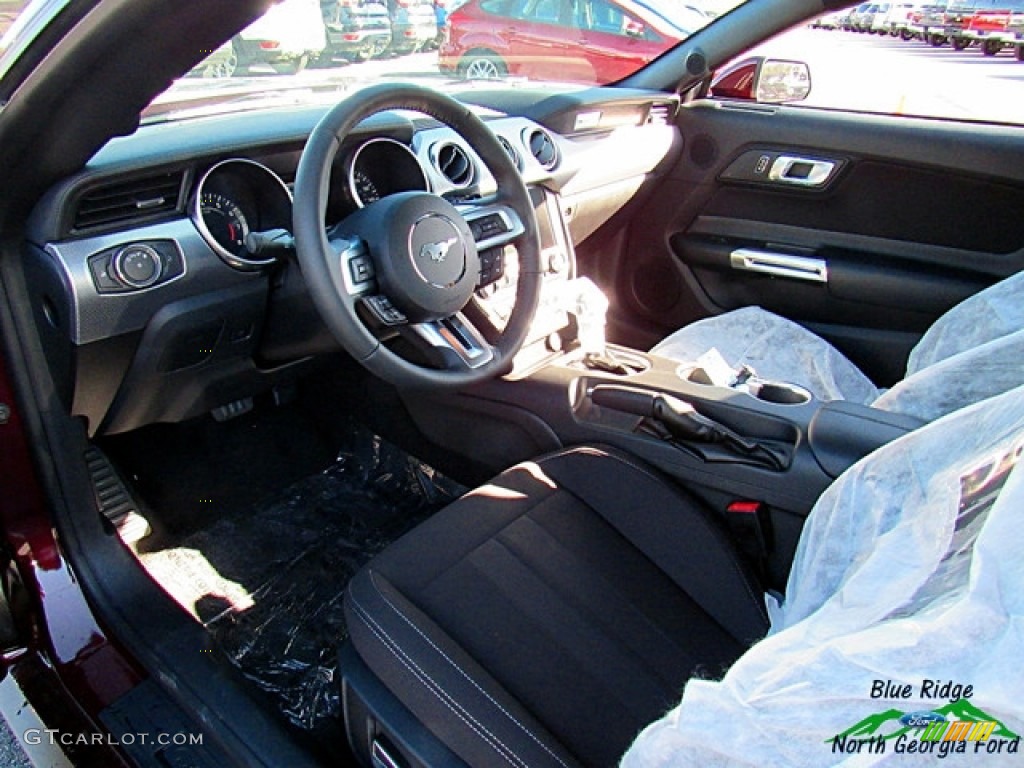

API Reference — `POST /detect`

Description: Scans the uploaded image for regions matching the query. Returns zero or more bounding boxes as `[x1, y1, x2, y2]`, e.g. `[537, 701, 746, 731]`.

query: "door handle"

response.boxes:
[768, 155, 836, 187]
[730, 248, 828, 283]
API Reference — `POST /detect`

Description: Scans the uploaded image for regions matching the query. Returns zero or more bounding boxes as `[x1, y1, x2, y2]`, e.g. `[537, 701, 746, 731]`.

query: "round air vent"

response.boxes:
[497, 135, 521, 170]
[432, 142, 475, 188]
[525, 128, 558, 170]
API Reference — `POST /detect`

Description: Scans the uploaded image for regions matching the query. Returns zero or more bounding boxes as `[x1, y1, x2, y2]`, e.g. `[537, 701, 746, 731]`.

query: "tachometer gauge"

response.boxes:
[347, 138, 430, 209]
[353, 169, 380, 206]
[192, 159, 291, 271]
[200, 192, 250, 255]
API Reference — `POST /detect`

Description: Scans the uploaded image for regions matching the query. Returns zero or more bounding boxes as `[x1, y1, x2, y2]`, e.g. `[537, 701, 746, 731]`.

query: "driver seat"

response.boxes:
[341, 445, 769, 767]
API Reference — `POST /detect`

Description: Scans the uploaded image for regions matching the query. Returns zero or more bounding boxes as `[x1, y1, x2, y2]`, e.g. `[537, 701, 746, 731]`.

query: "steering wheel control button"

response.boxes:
[478, 247, 505, 286]
[349, 254, 375, 284]
[361, 295, 407, 326]
[469, 214, 508, 242]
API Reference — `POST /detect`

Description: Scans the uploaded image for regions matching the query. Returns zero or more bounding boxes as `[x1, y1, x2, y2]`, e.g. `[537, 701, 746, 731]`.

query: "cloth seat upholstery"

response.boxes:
[344, 445, 769, 768]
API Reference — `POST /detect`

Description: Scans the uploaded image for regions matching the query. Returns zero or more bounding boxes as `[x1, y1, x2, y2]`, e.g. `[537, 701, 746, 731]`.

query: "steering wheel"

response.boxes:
[293, 83, 543, 389]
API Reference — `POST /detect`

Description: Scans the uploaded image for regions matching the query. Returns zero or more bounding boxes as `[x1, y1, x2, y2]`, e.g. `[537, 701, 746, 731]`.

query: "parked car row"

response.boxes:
[438, 0, 714, 83]
[190, 0, 446, 77]
[812, 0, 1024, 60]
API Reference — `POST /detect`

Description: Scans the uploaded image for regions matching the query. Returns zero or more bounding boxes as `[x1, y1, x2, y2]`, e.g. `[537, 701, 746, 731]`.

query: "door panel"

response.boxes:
[614, 100, 1024, 386]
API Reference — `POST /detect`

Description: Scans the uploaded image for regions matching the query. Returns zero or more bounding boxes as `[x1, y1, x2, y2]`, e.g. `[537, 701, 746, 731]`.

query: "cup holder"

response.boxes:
[680, 365, 811, 405]
[752, 381, 811, 405]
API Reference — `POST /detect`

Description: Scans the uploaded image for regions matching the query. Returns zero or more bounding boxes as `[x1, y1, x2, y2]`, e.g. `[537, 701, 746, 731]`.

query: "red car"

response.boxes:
[439, 0, 688, 83]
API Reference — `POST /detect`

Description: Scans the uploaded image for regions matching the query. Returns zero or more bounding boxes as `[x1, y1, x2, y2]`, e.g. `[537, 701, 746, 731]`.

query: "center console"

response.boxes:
[404, 188, 925, 588]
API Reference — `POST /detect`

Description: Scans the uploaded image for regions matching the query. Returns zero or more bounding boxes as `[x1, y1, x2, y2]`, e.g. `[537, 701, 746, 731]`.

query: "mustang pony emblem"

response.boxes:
[419, 237, 458, 264]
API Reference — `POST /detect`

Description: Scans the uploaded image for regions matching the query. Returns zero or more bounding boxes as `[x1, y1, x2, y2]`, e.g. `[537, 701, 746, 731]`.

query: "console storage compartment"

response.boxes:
[808, 400, 925, 478]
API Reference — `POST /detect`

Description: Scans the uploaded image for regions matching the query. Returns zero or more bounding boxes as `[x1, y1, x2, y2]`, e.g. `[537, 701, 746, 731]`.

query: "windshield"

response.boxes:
[6, 0, 1022, 128]
[0, 0, 730, 124]
[170, 0, 736, 123]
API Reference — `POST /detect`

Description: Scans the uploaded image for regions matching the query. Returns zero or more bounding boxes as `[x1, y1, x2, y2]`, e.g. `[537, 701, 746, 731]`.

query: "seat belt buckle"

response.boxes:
[725, 500, 772, 571]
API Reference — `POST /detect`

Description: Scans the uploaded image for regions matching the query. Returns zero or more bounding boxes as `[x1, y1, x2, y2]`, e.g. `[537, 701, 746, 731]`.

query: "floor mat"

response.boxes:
[137, 427, 465, 737]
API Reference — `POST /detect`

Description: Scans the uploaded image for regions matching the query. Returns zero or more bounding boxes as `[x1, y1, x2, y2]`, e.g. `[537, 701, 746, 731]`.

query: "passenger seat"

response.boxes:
[650, 269, 1024, 422]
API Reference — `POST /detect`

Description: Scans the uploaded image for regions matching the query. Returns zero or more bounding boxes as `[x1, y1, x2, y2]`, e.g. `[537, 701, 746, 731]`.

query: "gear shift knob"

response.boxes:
[566, 277, 609, 356]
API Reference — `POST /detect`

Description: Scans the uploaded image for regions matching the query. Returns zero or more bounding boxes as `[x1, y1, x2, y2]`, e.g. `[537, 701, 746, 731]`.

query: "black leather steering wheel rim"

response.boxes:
[293, 82, 543, 389]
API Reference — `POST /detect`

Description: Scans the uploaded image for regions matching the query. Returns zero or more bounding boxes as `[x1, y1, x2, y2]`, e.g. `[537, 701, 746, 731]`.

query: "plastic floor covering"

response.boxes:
[137, 428, 465, 736]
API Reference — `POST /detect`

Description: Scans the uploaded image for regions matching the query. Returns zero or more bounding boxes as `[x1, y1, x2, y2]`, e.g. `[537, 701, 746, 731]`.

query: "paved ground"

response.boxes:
[0, 713, 32, 768]
[751, 25, 1024, 123]
[0, 720, 30, 768]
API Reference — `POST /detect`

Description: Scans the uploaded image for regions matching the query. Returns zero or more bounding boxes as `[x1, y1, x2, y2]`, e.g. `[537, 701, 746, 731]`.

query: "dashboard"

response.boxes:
[22, 89, 680, 436]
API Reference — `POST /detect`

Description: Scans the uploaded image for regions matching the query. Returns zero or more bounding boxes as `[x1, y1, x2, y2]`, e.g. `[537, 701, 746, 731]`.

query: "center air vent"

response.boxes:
[497, 135, 522, 170]
[72, 171, 185, 234]
[525, 129, 558, 170]
[433, 142, 475, 188]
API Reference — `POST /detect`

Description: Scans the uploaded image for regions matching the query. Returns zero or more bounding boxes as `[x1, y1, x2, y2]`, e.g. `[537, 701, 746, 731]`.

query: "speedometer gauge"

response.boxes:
[200, 192, 250, 256]
[353, 170, 381, 206]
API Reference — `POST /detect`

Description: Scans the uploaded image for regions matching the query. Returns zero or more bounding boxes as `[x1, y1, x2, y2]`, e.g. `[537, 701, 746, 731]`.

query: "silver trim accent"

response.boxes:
[429, 141, 476, 189]
[730, 248, 828, 283]
[191, 158, 293, 270]
[347, 137, 430, 208]
[409, 313, 494, 370]
[370, 740, 402, 768]
[767, 155, 836, 187]
[497, 135, 522, 171]
[522, 127, 559, 171]
[45, 218, 254, 345]
[111, 244, 162, 289]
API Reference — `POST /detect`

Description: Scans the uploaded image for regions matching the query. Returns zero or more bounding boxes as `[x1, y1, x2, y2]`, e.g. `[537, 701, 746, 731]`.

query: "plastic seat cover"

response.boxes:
[650, 270, 1024, 421]
[622, 383, 1024, 766]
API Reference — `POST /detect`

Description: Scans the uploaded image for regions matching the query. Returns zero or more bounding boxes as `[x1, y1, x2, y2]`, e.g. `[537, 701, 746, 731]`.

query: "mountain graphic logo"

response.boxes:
[830, 699, 1020, 743]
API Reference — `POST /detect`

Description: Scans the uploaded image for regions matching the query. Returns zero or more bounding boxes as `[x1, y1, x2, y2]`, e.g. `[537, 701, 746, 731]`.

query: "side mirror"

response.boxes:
[709, 57, 811, 104]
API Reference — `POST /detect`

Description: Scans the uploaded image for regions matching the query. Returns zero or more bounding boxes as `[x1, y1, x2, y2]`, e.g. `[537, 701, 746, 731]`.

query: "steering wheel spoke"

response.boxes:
[401, 313, 496, 371]
[460, 202, 526, 253]
[329, 235, 377, 297]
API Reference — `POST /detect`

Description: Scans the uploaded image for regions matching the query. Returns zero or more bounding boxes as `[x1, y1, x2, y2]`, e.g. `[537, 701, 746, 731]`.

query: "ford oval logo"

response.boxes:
[899, 711, 946, 728]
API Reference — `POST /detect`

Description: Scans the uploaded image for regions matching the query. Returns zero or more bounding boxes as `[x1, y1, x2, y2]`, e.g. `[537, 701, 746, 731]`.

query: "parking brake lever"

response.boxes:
[589, 384, 785, 469]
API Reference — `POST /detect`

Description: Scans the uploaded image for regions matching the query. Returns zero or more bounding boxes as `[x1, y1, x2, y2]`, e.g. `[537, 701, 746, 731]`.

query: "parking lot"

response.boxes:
[752, 25, 1024, 123]
[167, 25, 1024, 127]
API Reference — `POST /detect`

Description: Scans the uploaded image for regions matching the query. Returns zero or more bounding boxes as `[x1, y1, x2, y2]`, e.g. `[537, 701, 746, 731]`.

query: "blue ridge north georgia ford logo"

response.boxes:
[830, 680, 1021, 759]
